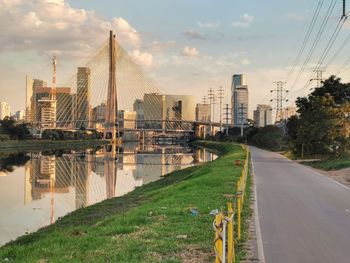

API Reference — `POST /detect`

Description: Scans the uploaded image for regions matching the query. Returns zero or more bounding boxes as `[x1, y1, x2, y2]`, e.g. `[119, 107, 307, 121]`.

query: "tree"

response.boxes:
[287, 76, 350, 157]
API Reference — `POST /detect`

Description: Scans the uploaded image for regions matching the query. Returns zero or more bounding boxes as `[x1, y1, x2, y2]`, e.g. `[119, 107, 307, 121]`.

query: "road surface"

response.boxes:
[251, 147, 350, 263]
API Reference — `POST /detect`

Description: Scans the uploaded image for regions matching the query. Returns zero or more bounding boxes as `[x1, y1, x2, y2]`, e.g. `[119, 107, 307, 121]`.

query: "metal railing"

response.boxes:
[212, 144, 249, 263]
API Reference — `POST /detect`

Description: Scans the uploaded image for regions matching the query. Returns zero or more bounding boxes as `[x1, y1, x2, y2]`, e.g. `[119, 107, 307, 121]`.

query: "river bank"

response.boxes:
[0, 139, 109, 153]
[0, 141, 251, 263]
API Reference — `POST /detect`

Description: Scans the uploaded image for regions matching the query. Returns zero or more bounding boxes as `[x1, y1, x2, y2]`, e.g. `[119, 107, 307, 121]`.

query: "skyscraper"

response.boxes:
[32, 79, 48, 124]
[0, 102, 11, 120]
[195, 103, 211, 122]
[231, 74, 249, 127]
[25, 75, 34, 122]
[34, 86, 71, 127]
[15, 110, 26, 121]
[76, 67, 91, 129]
[55, 87, 73, 127]
[253, 104, 272, 127]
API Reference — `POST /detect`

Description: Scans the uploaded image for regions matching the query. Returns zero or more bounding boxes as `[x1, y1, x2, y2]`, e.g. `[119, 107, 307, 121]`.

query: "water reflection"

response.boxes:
[0, 144, 216, 245]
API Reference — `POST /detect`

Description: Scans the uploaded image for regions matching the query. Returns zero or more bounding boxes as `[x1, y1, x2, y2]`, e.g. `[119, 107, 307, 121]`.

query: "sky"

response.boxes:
[1, 0, 350, 117]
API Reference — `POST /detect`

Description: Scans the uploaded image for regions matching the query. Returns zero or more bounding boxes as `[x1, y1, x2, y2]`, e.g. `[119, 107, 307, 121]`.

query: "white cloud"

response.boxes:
[241, 58, 251, 65]
[147, 41, 176, 52]
[287, 13, 306, 22]
[129, 50, 153, 67]
[112, 17, 141, 47]
[197, 21, 220, 29]
[232, 14, 254, 28]
[183, 29, 206, 40]
[181, 46, 199, 57]
[0, 0, 142, 59]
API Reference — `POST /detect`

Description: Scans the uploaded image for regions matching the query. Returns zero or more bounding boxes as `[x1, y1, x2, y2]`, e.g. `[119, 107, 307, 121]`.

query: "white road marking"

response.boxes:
[250, 148, 266, 263]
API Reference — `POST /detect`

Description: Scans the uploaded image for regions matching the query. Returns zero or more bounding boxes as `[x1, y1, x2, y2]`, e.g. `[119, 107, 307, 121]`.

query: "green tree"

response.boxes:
[288, 76, 350, 157]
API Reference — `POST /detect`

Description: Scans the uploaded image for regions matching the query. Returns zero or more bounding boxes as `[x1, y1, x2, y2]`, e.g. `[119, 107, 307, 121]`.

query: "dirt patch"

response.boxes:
[316, 168, 350, 187]
[178, 245, 213, 263]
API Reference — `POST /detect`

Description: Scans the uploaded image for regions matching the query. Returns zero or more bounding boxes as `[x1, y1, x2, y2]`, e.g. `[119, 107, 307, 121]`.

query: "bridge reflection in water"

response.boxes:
[0, 144, 216, 245]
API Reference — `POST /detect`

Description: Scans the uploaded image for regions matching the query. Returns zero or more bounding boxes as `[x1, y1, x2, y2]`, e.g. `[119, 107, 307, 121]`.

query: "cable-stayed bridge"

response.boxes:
[30, 30, 219, 141]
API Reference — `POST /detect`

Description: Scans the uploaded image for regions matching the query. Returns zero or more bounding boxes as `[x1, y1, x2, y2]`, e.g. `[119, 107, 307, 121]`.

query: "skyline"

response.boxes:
[1, 0, 350, 115]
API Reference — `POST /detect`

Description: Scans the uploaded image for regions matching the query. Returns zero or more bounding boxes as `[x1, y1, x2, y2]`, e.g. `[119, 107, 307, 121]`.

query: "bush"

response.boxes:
[0, 134, 10, 141]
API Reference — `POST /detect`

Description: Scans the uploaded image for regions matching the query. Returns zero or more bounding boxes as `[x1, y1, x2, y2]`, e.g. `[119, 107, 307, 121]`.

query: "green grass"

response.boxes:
[0, 141, 250, 263]
[0, 140, 108, 153]
[305, 158, 350, 171]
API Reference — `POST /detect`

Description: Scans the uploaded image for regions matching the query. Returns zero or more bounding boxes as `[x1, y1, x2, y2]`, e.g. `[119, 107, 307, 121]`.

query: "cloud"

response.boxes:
[287, 13, 306, 22]
[147, 41, 176, 52]
[129, 50, 153, 67]
[232, 14, 254, 28]
[197, 21, 220, 29]
[183, 29, 206, 40]
[0, 0, 142, 60]
[181, 46, 199, 57]
[241, 58, 251, 65]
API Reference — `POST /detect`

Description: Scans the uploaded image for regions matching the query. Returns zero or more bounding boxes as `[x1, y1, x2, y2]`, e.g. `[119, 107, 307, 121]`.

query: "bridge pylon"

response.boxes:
[104, 30, 119, 143]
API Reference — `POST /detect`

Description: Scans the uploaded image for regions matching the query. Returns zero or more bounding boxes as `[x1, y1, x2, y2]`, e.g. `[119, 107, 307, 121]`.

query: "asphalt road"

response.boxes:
[251, 147, 350, 263]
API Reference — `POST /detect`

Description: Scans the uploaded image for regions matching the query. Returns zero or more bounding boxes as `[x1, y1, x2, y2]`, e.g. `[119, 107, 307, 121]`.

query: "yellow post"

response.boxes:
[237, 193, 242, 241]
[215, 213, 224, 263]
[227, 201, 235, 263]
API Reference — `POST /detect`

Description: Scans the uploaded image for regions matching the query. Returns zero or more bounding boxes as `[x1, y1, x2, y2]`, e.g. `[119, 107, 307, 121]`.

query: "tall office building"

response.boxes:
[92, 102, 106, 129]
[34, 87, 71, 127]
[253, 104, 272, 127]
[14, 110, 26, 121]
[55, 87, 73, 127]
[32, 79, 48, 124]
[0, 102, 11, 120]
[37, 98, 56, 128]
[142, 93, 196, 130]
[133, 99, 145, 128]
[231, 74, 249, 127]
[25, 75, 34, 122]
[76, 67, 91, 129]
[195, 103, 211, 122]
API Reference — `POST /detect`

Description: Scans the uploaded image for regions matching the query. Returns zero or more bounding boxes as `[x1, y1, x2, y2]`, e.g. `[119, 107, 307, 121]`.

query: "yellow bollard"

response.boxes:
[237, 193, 242, 241]
[227, 201, 235, 263]
[215, 213, 224, 263]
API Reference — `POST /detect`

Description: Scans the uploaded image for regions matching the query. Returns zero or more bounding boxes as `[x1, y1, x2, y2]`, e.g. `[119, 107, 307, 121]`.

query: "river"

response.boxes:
[0, 143, 216, 246]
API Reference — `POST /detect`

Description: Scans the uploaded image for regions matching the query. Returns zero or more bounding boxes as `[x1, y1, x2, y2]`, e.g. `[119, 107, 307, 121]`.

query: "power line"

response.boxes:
[286, 0, 324, 82]
[289, 0, 337, 92]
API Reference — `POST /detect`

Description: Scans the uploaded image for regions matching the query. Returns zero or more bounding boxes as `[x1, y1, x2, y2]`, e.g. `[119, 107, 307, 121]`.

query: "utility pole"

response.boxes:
[218, 87, 224, 132]
[343, 0, 347, 19]
[238, 103, 246, 137]
[270, 81, 288, 123]
[208, 88, 216, 135]
[310, 69, 323, 89]
[224, 104, 231, 136]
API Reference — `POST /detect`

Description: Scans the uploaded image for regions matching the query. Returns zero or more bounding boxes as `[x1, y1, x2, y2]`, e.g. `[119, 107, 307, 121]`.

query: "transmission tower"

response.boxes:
[310, 69, 323, 89]
[208, 88, 216, 135]
[218, 87, 224, 132]
[224, 104, 231, 136]
[202, 95, 208, 104]
[238, 103, 247, 136]
[270, 81, 288, 122]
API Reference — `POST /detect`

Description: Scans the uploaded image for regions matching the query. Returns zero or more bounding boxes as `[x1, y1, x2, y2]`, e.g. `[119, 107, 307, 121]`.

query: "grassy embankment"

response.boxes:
[0, 140, 108, 153]
[304, 158, 350, 171]
[0, 141, 251, 263]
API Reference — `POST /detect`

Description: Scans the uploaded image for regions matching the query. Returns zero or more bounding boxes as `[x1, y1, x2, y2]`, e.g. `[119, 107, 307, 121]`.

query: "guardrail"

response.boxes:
[212, 145, 249, 263]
